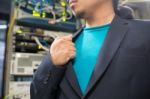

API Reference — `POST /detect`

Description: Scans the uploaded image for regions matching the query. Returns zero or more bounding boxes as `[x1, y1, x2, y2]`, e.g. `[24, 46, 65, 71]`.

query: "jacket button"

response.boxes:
[47, 72, 52, 77]
[43, 72, 52, 84]
[43, 77, 49, 84]
[43, 80, 48, 84]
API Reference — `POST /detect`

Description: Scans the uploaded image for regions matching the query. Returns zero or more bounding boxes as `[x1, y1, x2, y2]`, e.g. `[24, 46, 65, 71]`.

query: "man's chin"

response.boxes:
[72, 11, 86, 19]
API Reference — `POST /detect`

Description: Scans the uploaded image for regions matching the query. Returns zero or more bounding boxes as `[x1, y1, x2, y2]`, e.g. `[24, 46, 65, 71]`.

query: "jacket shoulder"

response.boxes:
[129, 19, 150, 29]
[125, 19, 150, 49]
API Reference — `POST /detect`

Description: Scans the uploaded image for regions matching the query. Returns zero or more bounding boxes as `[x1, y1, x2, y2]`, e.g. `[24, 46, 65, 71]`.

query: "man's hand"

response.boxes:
[50, 35, 76, 67]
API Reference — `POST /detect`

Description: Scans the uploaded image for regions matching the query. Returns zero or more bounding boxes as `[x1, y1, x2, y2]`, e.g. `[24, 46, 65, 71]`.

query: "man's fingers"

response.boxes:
[64, 45, 76, 51]
[63, 42, 75, 47]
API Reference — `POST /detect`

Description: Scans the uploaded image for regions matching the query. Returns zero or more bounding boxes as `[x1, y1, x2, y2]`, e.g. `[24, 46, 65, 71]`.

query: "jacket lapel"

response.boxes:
[83, 15, 129, 98]
[72, 27, 84, 42]
[65, 28, 83, 97]
[65, 62, 83, 97]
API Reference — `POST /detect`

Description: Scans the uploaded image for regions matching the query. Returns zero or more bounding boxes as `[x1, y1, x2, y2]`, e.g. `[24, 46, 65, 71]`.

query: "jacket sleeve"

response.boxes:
[30, 52, 67, 99]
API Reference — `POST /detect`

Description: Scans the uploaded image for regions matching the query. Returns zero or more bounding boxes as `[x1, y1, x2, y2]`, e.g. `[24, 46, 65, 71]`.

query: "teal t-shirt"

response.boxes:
[73, 24, 110, 94]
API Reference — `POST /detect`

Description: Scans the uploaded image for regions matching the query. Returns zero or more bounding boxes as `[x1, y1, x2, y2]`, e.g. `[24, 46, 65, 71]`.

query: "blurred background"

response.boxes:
[0, 0, 150, 99]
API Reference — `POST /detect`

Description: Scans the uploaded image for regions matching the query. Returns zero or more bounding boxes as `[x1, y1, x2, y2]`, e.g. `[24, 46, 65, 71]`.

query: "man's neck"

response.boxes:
[85, 2, 115, 28]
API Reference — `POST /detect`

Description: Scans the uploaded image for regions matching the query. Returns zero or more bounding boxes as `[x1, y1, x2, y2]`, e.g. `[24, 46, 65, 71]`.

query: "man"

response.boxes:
[30, 0, 150, 99]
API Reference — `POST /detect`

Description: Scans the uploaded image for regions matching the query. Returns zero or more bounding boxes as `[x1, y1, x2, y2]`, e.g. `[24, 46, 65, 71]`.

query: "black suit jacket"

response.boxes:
[30, 15, 150, 99]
